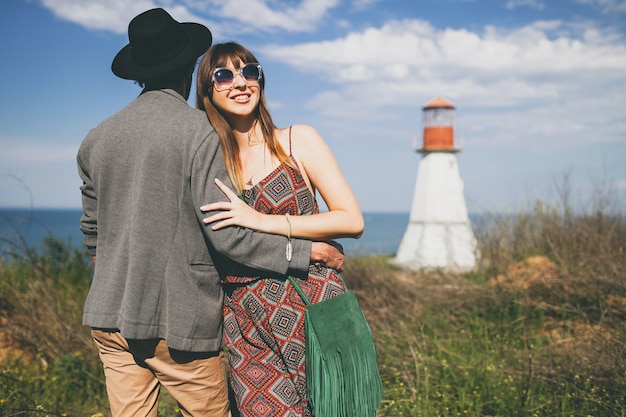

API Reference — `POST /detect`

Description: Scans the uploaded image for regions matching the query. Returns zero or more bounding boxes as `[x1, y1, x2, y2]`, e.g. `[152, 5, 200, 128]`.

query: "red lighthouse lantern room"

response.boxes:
[418, 96, 459, 153]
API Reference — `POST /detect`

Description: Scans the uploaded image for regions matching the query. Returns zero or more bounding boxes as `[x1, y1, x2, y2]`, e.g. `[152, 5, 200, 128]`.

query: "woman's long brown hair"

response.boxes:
[196, 42, 294, 193]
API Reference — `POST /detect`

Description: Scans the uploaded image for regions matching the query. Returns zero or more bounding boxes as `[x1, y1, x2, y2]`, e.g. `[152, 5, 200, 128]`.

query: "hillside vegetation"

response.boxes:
[1, 192, 625, 416]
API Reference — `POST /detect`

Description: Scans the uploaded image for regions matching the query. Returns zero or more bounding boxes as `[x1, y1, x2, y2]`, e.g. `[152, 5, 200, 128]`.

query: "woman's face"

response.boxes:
[211, 58, 261, 123]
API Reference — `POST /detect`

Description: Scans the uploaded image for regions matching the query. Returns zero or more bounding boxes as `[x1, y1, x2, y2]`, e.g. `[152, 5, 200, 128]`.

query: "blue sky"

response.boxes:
[1, 0, 625, 213]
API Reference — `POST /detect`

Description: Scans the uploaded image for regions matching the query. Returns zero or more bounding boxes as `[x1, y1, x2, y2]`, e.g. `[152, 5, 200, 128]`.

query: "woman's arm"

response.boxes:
[201, 125, 364, 241]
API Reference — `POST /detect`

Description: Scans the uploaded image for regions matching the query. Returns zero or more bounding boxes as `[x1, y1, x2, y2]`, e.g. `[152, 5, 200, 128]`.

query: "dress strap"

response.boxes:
[288, 126, 293, 156]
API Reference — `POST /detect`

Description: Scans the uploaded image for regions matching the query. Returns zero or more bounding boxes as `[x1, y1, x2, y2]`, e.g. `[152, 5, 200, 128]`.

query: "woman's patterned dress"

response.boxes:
[222, 133, 346, 417]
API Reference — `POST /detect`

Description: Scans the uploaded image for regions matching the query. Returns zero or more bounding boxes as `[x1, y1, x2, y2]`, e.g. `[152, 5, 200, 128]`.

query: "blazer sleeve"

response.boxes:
[77, 140, 98, 256]
[191, 131, 312, 276]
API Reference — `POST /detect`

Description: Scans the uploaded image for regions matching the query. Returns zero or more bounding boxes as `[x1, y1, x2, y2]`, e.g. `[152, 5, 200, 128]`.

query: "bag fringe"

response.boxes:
[306, 315, 384, 417]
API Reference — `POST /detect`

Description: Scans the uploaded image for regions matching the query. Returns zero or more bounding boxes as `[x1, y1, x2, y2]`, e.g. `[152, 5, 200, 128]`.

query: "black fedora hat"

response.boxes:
[112, 8, 212, 80]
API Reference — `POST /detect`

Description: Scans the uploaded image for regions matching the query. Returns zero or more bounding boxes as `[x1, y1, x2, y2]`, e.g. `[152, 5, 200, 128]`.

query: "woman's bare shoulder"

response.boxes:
[289, 124, 325, 148]
[276, 124, 323, 151]
[290, 124, 319, 136]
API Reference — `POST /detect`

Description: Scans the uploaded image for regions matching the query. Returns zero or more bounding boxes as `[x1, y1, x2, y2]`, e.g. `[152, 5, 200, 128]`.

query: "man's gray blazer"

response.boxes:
[77, 89, 312, 352]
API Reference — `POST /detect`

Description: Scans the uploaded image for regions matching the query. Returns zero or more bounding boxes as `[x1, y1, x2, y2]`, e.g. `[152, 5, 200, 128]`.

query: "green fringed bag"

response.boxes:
[287, 275, 383, 417]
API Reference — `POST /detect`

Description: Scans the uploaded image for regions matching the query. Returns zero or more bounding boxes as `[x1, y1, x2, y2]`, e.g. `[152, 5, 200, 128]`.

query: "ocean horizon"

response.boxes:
[0, 208, 411, 258]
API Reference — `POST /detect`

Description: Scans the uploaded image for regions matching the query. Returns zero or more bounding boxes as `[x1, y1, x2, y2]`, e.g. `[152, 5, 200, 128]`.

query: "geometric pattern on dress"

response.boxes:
[263, 280, 286, 304]
[282, 339, 306, 370]
[322, 282, 344, 300]
[241, 362, 272, 386]
[241, 157, 320, 219]
[270, 377, 298, 408]
[243, 394, 278, 417]
[264, 171, 293, 205]
[295, 188, 314, 213]
[269, 307, 300, 339]
[224, 309, 239, 339]
[224, 271, 346, 417]
[242, 292, 266, 323]
[222, 139, 347, 416]
[230, 374, 248, 403]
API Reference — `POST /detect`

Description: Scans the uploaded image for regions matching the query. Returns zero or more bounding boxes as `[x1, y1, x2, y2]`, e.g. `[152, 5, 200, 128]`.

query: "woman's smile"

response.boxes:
[231, 92, 251, 104]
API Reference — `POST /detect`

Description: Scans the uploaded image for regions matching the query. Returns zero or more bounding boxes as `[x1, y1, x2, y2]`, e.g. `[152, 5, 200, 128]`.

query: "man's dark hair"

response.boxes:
[137, 61, 196, 89]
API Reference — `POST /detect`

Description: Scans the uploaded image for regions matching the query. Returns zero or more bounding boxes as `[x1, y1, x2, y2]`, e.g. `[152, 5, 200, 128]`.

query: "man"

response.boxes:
[77, 8, 342, 417]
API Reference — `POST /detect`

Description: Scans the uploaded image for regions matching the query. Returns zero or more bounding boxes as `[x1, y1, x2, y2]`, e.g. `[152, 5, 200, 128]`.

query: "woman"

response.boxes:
[196, 42, 364, 417]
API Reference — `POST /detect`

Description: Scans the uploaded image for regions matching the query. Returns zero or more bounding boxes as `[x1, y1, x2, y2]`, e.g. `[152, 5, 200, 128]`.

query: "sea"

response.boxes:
[0, 208, 410, 258]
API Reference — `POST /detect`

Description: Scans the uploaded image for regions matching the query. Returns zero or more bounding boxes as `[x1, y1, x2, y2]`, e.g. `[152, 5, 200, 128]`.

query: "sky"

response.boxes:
[1, 0, 625, 214]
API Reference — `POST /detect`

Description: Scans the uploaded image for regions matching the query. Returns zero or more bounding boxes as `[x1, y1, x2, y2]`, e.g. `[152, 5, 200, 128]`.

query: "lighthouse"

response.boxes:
[392, 96, 478, 272]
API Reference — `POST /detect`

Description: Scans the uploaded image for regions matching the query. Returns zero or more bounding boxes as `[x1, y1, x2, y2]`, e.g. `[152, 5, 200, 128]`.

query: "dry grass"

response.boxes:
[342, 184, 625, 415]
[1, 185, 625, 416]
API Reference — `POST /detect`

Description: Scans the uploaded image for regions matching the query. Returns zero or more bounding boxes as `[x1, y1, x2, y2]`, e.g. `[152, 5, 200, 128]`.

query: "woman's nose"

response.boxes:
[232, 72, 246, 88]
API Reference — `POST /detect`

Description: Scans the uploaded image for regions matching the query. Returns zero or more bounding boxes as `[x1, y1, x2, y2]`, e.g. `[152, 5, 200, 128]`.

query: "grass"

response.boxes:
[1, 190, 625, 416]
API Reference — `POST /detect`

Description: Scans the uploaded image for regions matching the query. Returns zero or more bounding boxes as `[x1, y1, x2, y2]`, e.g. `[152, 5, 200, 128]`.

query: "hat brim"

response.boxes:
[111, 22, 212, 80]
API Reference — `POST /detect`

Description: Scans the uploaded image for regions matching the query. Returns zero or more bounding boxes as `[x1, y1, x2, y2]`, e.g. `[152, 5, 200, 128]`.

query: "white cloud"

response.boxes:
[575, 0, 626, 13]
[38, 0, 341, 34]
[210, 0, 340, 31]
[351, 0, 382, 9]
[505, 0, 545, 10]
[260, 18, 626, 150]
[264, 19, 626, 80]
[28, 0, 626, 210]
[41, 0, 158, 34]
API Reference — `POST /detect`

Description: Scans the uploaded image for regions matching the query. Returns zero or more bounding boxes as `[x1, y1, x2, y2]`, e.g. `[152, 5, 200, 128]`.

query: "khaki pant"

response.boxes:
[92, 329, 231, 417]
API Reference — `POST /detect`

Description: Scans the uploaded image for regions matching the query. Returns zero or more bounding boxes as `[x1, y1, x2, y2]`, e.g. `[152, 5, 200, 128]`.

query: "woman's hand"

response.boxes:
[201, 178, 262, 230]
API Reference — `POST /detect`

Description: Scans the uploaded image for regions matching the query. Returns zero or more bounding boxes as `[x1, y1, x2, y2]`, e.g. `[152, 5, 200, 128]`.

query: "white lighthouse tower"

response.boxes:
[392, 96, 478, 272]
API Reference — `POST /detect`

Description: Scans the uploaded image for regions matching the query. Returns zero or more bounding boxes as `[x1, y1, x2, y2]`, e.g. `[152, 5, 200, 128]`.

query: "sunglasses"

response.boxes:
[212, 63, 263, 91]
